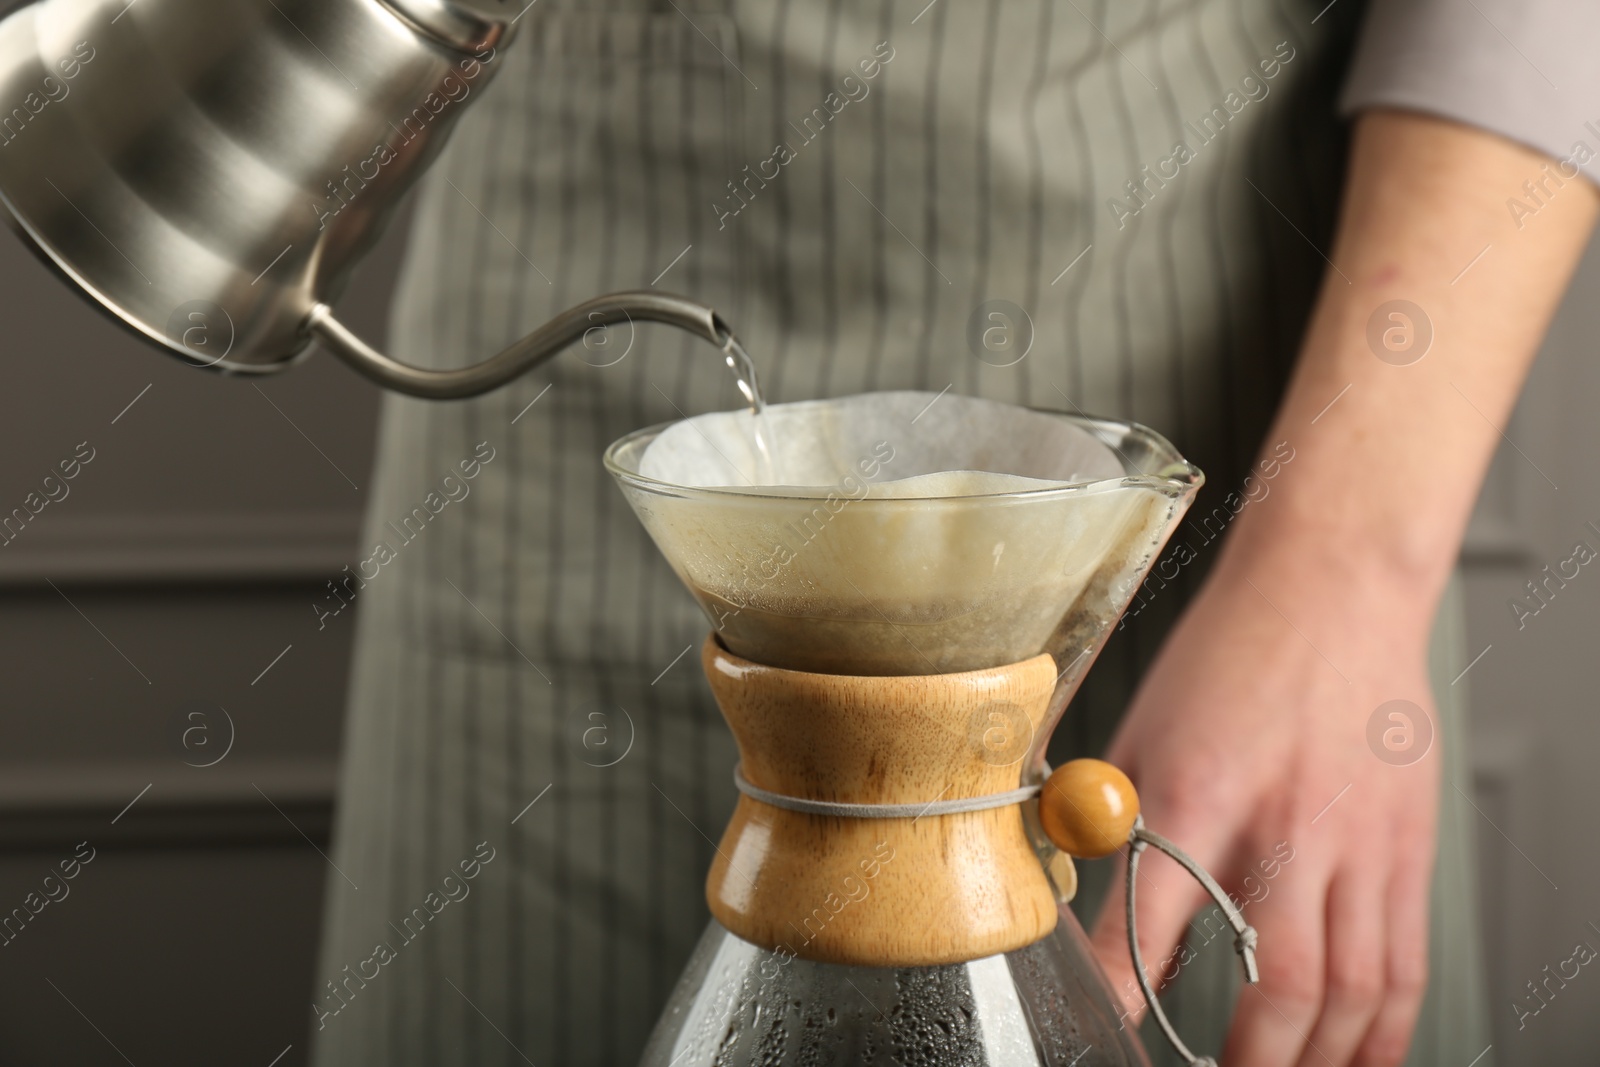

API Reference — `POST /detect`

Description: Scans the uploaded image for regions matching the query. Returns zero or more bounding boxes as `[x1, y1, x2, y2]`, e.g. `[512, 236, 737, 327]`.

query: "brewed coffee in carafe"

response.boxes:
[606, 391, 1230, 1066]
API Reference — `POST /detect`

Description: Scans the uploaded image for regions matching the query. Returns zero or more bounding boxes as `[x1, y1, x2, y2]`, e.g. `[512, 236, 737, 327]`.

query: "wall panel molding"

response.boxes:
[0, 758, 338, 849]
[0, 512, 363, 585]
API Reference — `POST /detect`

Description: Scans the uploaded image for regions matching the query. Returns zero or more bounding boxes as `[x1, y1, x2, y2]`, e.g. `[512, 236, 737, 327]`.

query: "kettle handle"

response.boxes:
[1125, 816, 1260, 1067]
[306, 290, 732, 400]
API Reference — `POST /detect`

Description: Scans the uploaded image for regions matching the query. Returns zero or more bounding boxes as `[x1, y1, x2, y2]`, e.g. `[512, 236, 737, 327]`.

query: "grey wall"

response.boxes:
[1461, 233, 1600, 1065]
[0, 197, 398, 1064]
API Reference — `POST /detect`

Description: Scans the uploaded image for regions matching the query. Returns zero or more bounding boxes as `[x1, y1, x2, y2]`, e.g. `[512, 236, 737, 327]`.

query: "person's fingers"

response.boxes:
[1294, 869, 1386, 1067]
[1353, 856, 1431, 1066]
[1222, 864, 1328, 1067]
[1087, 777, 1224, 1026]
[1089, 845, 1214, 1025]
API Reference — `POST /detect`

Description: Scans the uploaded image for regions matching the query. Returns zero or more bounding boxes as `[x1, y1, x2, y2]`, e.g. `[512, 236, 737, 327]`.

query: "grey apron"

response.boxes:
[309, 3, 1491, 1064]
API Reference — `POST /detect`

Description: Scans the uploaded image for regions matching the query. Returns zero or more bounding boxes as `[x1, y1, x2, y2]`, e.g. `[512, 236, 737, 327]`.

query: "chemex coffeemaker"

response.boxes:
[0, 2, 1257, 1063]
[605, 391, 1256, 1066]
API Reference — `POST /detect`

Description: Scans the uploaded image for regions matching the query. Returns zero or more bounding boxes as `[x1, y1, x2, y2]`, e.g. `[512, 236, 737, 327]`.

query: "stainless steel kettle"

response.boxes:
[0, 0, 731, 397]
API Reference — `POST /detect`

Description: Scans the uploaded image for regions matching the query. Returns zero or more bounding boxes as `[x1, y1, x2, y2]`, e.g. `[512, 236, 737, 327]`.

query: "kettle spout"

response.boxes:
[307, 290, 735, 400]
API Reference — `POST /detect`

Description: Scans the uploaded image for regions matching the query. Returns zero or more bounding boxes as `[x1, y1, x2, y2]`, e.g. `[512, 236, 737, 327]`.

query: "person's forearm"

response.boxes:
[1221, 109, 1598, 635]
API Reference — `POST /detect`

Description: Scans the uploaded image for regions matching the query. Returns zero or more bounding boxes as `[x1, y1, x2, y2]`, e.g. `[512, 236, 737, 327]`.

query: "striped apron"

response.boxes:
[310, 2, 1492, 1063]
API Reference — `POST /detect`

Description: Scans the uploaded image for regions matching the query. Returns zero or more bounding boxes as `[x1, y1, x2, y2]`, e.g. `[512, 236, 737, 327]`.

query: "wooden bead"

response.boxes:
[1039, 759, 1140, 859]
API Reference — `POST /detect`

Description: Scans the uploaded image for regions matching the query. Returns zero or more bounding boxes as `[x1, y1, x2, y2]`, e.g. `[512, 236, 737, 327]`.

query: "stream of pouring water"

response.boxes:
[721, 332, 782, 484]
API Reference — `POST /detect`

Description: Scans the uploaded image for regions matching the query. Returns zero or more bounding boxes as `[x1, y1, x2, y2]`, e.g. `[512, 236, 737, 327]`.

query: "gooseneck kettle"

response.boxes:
[0, 0, 731, 395]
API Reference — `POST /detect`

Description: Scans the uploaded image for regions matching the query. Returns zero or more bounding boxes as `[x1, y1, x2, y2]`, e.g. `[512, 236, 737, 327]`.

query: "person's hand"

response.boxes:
[1077, 108, 1598, 1067]
[1088, 545, 1440, 1067]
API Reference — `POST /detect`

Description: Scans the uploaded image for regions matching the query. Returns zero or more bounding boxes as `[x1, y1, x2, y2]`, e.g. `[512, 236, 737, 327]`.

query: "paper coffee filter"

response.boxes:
[611, 391, 1197, 675]
[637, 391, 1125, 490]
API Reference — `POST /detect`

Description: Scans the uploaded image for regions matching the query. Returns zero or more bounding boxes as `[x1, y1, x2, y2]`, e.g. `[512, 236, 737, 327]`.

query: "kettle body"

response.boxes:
[0, 0, 509, 371]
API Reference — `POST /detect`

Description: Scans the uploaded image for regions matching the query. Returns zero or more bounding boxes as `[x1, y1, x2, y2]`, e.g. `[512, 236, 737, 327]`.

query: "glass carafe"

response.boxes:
[646, 913, 1141, 1065]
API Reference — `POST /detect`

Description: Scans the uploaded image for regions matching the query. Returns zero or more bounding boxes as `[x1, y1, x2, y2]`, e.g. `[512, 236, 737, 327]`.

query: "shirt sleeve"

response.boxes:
[1341, 0, 1600, 182]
